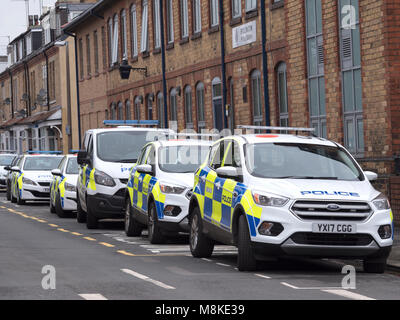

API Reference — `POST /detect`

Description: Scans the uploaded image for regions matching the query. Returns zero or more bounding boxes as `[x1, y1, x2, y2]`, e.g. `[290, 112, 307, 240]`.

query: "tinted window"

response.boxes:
[23, 157, 63, 171]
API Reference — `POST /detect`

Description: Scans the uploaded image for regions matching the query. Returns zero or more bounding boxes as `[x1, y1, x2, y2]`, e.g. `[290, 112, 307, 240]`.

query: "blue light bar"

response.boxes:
[103, 120, 159, 126]
[69, 150, 80, 154]
[26, 150, 63, 155]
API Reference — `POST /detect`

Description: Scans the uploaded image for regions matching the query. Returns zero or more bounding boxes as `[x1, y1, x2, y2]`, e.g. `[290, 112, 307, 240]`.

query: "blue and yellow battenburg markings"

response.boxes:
[51, 174, 67, 208]
[81, 165, 96, 191]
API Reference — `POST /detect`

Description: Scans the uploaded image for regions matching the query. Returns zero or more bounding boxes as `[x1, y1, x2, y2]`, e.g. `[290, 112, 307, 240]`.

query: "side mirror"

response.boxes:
[4, 166, 10, 171]
[136, 164, 153, 174]
[364, 171, 378, 181]
[51, 169, 62, 177]
[216, 166, 240, 181]
[11, 166, 21, 173]
[77, 150, 89, 166]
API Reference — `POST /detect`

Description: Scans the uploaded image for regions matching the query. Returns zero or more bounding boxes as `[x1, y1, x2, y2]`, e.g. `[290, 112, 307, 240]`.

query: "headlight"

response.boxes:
[372, 193, 390, 210]
[22, 177, 36, 185]
[160, 183, 185, 194]
[94, 170, 116, 187]
[252, 191, 289, 207]
[64, 182, 76, 192]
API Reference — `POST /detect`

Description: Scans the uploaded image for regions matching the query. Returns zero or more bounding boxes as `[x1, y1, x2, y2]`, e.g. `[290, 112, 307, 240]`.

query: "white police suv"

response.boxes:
[10, 153, 63, 204]
[50, 154, 79, 218]
[125, 138, 211, 243]
[76, 121, 172, 229]
[189, 126, 393, 273]
[0, 153, 16, 189]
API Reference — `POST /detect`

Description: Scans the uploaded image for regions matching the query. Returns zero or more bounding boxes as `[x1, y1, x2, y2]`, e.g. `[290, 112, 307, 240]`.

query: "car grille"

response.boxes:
[291, 200, 372, 221]
[114, 188, 126, 198]
[38, 182, 51, 187]
[120, 179, 128, 185]
[291, 232, 373, 246]
[29, 190, 50, 198]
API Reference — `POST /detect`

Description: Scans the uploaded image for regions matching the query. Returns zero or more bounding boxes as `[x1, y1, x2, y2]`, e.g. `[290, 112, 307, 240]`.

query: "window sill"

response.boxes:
[208, 25, 220, 34]
[229, 17, 242, 27]
[270, 1, 284, 10]
[130, 56, 138, 63]
[245, 10, 258, 20]
[166, 42, 174, 50]
[86, 75, 92, 80]
[179, 37, 189, 45]
[190, 32, 202, 40]
[142, 51, 150, 59]
[153, 47, 161, 55]
[94, 72, 100, 77]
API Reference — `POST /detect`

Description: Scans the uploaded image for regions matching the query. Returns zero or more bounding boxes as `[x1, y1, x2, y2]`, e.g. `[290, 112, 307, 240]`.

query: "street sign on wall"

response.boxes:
[232, 20, 257, 49]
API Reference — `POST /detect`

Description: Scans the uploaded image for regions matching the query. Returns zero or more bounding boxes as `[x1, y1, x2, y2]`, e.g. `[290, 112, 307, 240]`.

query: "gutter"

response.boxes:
[43, 49, 50, 111]
[160, 0, 168, 128]
[8, 69, 14, 118]
[260, 1, 271, 126]
[219, 0, 227, 130]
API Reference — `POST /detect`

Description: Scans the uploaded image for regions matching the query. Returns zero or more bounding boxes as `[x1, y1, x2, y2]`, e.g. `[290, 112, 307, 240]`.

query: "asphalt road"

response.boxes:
[0, 193, 399, 300]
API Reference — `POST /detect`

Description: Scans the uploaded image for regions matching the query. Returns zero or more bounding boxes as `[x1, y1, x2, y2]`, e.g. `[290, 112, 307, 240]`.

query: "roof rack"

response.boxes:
[26, 150, 63, 155]
[103, 120, 159, 127]
[237, 125, 316, 136]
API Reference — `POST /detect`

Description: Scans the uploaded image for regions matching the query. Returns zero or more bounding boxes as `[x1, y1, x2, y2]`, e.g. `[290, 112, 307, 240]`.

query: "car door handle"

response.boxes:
[233, 192, 238, 198]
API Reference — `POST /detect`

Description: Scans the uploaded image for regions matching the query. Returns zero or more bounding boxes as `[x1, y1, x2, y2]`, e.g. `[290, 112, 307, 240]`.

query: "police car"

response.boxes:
[0, 153, 17, 189]
[50, 154, 79, 218]
[10, 153, 63, 204]
[76, 120, 172, 229]
[188, 126, 393, 273]
[125, 137, 212, 243]
[5, 155, 22, 201]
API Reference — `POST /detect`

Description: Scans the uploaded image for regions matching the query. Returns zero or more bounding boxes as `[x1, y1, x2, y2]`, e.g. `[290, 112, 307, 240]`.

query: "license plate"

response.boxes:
[312, 222, 356, 234]
[43, 188, 50, 193]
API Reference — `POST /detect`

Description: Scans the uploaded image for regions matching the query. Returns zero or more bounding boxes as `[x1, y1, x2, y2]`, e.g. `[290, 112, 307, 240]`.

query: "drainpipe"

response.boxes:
[260, 0, 271, 126]
[23, 61, 30, 117]
[43, 50, 50, 111]
[160, 0, 168, 129]
[219, 0, 227, 130]
[8, 69, 14, 118]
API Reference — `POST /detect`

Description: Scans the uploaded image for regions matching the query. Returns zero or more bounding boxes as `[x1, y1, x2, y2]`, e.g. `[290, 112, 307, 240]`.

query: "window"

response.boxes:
[193, 0, 202, 34]
[110, 103, 116, 120]
[166, 0, 174, 43]
[112, 14, 119, 64]
[339, 0, 363, 154]
[105, 109, 109, 120]
[180, 0, 189, 39]
[102, 26, 107, 70]
[276, 63, 288, 128]
[125, 100, 131, 120]
[117, 101, 123, 120]
[210, 0, 219, 27]
[245, 0, 257, 12]
[196, 82, 205, 130]
[153, 0, 161, 49]
[148, 94, 153, 120]
[134, 96, 141, 120]
[232, 0, 241, 18]
[49, 61, 56, 101]
[228, 78, 235, 130]
[170, 88, 177, 122]
[146, 94, 153, 120]
[184, 86, 193, 129]
[78, 38, 84, 79]
[93, 30, 99, 73]
[108, 18, 113, 66]
[86, 34, 91, 76]
[306, 0, 326, 138]
[251, 70, 263, 126]
[121, 9, 128, 59]
[156, 92, 164, 127]
[130, 5, 138, 57]
[141, 0, 149, 53]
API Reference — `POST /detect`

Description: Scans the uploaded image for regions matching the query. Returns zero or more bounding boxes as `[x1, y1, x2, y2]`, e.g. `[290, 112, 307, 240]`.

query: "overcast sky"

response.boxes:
[0, 0, 56, 55]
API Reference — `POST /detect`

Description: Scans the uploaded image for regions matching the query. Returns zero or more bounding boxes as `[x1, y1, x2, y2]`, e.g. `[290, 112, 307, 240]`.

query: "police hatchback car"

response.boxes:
[10, 154, 63, 204]
[189, 127, 393, 273]
[0, 153, 16, 189]
[125, 138, 211, 243]
[50, 154, 79, 218]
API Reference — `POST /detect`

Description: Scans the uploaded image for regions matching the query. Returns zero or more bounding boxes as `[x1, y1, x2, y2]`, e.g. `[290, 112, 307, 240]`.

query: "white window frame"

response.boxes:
[193, 0, 202, 33]
[166, 0, 174, 43]
[232, 0, 241, 18]
[153, 0, 161, 49]
[130, 5, 138, 57]
[245, 0, 257, 13]
[210, 0, 219, 27]
[121, 10, 128, 59]
[141, 0, 149, 53]
[181, 0, 189, 38]
[112, 14, 119, 64]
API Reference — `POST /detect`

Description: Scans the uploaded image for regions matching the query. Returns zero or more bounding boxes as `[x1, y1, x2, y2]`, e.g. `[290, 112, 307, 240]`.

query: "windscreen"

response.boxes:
[0, 155, 16, 166]
[23, 156, 63, 171]
[245, 143, 363, 181]
[97, 131, 160, 163]
[66, 158, 79, 174]
[158, 145, 210, 173]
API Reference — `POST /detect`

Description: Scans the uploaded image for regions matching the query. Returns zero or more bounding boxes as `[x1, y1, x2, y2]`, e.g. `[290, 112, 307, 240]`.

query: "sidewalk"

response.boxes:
[387, 227, 400, 268]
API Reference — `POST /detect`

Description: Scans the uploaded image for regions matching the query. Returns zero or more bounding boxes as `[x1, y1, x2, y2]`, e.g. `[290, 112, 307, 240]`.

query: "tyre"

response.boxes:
[6, 183, 11, 201]
[11, 187, 17, 203]
[55, 194, 67, 218]
[237, 214, 257, 271]
[148, 201, 164, 244]
[189, 206, 214, 258]
[16, 188, 25, 205]
[125, 198, 143, 237]
[86, 198, 98, 229]
[363, 259, 387, 274]
[76, 195, 86, 223]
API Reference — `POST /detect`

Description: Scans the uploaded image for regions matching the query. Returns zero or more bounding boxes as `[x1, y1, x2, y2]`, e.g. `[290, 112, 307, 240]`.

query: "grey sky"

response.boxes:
[0, 0, 56, 55]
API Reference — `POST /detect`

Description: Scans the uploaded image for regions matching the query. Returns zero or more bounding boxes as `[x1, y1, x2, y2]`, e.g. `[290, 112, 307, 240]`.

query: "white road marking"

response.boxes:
[281, 282, 299, 289]
[322, 289, 375, 300]
[255, 274, 271, 279]
[121, 268, 175, 290]
[78, 293, 108, 300]
[201, 258, 212, 262]
[216, 263, 231, 267]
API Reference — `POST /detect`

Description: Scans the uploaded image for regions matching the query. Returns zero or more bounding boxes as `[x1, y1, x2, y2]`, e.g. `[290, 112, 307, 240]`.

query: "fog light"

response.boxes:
[163, 205, 182, 217]
[258, 221, 284, 236]
[378, 225, 392, 239]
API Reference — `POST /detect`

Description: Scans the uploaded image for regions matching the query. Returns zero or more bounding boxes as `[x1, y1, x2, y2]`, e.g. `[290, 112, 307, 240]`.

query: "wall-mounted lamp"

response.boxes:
[119, 60, 148, 80]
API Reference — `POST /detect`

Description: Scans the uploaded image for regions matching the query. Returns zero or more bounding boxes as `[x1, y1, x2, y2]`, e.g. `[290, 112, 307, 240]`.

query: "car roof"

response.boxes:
[86, 127, 174, 135]
[23, 154, 64, 158]
[157, 139, 212, 147]
[225, 134, 338, 147]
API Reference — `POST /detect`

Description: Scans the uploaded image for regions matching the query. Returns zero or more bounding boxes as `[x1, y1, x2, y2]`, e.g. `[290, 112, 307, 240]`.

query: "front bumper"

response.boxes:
[62, 190, 77, 211]
[157, 192, 190, 232]
[20, 184, 51, 200]
[87, 191, 125, 219]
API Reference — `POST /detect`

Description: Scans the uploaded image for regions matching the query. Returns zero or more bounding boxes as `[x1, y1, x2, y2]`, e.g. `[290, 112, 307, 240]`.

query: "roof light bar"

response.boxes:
[103, 120, 159, 126]
[169, 133, 220, 138]
[69, 150, 80, 154]
[26, 150, 63, 155]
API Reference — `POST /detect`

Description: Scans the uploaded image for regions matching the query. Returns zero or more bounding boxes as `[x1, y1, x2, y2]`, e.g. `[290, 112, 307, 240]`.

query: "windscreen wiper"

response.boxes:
[118, 159, 137, 163]
[278, 176, 338, 180]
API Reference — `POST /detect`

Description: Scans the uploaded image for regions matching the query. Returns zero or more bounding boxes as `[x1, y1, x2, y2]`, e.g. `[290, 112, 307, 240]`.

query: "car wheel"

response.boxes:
[16, 188, 25, 205]
[237, 214, 257, 271]
[86, 198, 98, 229]
[6, 183, 11, 201]
[148, 201, 164, 244]
[125, 197, 143, 237]
[55, 194, 67, 218]
[76, 195, 86, 223]
[363, 259, 387, 274]
[11, 187, 17, 203]
[189, 206, 214, 258]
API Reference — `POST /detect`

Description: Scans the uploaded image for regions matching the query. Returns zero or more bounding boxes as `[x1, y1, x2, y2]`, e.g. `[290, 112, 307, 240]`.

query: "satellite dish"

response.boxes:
[21, 93, 29, 101]
[4, 98, 10, 105]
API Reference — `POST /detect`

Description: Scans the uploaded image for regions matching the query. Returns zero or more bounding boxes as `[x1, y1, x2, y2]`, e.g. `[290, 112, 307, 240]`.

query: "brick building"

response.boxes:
[64, 0, 399, 224]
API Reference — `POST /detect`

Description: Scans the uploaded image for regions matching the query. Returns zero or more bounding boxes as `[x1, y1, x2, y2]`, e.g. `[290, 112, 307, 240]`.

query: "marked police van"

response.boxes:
[76, 120, 172, 229]
[125, 137, 212, 243]
[10, 152, 63, 204]
[188, 126, 393, 273]
[50, 154, 79, 218]
[0, 153, 17, 189]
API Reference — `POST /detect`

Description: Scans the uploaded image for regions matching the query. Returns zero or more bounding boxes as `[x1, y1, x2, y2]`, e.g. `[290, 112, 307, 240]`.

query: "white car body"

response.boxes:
[0, 154, 16, 188]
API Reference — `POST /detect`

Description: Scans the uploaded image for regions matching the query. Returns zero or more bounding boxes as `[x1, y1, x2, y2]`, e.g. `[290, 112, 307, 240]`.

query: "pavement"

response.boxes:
[0, 193, 400, 300]
[387, 228, 400, 268]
